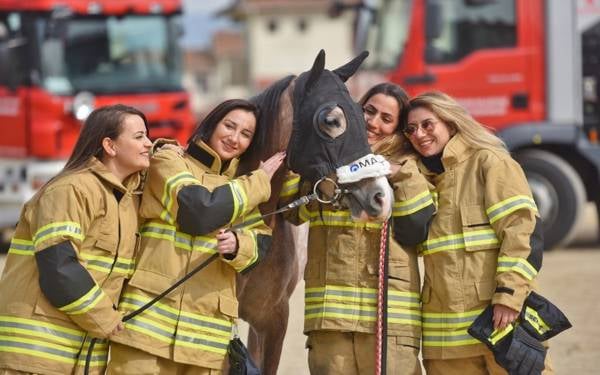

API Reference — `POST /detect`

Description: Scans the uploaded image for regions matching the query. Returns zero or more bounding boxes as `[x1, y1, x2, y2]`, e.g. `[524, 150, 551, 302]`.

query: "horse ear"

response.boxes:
[332, 50, 369, 82]
[305, 49, 326, 92]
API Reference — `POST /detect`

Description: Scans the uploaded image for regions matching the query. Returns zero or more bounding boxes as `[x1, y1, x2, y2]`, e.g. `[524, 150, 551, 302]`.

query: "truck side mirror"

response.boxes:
[425, 0, 443, 41]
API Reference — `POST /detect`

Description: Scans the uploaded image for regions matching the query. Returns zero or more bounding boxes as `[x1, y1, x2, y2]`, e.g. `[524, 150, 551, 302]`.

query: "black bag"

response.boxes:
[228, 337, 261, 375]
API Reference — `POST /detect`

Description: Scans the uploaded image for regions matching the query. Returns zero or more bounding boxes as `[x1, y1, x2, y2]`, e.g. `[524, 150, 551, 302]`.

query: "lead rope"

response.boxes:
[82, 182, 341, 374]
[375, 219, 390, 375]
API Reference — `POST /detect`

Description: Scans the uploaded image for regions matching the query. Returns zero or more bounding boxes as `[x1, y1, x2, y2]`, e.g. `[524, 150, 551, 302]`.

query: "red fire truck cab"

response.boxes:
[0, 0, 195, 240]
[346, 0, 600, 249]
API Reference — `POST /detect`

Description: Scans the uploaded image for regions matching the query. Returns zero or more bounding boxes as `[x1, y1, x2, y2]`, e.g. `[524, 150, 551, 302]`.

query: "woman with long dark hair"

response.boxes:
[279, 83, 435, 374]
[0, 104, 152, 374]
[107, 99, 285, 374]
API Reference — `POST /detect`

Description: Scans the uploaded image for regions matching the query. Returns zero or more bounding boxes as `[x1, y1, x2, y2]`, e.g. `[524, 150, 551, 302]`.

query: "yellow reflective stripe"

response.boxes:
[81, 253, 134, 275]
[228, 180, 246, 222]
[298, 205, 311, 222]
[7, 238, 34, 256]
[488, 324, 514, 345]
[432, 192, 439, 208]
[160, 172, 199, 224]
[393, 190, 434, 217]
[33, 221, 83, 247]
[121, 293, 231, 336]
[280, 176, 300, 198]
[422, 328, 480, 347]
[236, 212, 265, 231]
[140, 222, 217, 254]
[303, 210, 382, 229]
[421, 229, 499, 256]
[422, 309, 484, 328]
[0, 316, 84, 347]
[305, 286, 421, 325]
[524, 306, 550, 336]
[486, 195, 537, 224]
[238, 229, 259, 272]
[497, 256, 538, 280]
[0, 334, 78, 363]
[175, 327, 229, 353]
[124, 315, 176, 344]
[58, 285, 104, 315]
[124, 315, 228, 355]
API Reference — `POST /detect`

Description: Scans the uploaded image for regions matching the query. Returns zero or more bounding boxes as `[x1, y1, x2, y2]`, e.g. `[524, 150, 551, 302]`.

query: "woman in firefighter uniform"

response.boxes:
[0, 105, 152, 374]
[107, 99, 285, 374]
[279, 83, 435, 375]
[404, 91, 552, 374]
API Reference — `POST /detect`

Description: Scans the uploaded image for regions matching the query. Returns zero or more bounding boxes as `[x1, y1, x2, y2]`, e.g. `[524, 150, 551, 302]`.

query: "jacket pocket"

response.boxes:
[127, 268, 179, 302]
[94, 237, 118, 254]
[219, 295, 239, 318]
[460, 204, 498, 252]
[475, 280, 495, 302]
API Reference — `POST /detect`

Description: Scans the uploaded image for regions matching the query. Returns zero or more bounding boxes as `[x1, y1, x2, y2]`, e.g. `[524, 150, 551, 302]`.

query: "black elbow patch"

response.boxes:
[241, 234, 272, 275]
[176, 184, 235, 235]
[35, 241, 96, 308]
[527, 217, 544, 271]
[393, 203, 435, 246]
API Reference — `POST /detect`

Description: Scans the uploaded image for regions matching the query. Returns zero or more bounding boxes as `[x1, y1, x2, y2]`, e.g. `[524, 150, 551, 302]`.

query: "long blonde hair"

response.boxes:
[408, 91, 507, 154]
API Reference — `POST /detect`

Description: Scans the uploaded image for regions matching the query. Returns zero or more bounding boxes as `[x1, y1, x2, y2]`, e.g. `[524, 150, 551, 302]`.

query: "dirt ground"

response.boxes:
[1, 205, 598, 374]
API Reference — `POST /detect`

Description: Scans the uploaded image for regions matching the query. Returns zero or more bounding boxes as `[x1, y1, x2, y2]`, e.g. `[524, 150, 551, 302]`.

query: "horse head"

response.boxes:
[286, 50, 393, 221]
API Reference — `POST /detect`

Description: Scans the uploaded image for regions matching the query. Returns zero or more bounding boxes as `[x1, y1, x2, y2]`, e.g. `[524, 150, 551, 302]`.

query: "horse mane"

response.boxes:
[238, 75, 296, 172]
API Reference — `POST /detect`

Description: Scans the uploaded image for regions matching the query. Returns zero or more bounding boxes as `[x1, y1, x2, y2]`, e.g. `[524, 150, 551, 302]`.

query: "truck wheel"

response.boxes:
[516, 149, 586, 250]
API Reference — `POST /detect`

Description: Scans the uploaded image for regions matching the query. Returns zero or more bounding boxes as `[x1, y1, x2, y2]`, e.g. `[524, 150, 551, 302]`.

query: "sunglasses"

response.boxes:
[403, 119, 438, 137]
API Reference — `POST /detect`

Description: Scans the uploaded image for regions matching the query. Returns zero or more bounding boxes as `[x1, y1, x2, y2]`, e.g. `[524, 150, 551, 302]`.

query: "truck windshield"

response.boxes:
[38, 14, 183, 95]
[363, 0, 413, 69]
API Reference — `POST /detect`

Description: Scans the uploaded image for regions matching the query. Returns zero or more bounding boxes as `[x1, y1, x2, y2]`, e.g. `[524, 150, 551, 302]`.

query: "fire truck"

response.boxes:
[339, 0, 600, 249]
[0, 0, 195, 244]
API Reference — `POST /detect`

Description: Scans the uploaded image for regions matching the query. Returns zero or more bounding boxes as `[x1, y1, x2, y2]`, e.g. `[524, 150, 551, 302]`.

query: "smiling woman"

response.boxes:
[107, 99, 286, 374]
[0, 105, 151, 375]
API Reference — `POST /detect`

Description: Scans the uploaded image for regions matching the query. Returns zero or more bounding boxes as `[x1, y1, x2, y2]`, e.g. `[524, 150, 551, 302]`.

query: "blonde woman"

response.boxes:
[404, 91, 552, 374]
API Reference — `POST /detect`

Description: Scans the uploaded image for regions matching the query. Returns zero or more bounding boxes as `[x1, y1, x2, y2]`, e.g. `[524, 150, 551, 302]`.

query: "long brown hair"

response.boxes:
[48, 104, 148, 185]
[359, 82, 413, 159]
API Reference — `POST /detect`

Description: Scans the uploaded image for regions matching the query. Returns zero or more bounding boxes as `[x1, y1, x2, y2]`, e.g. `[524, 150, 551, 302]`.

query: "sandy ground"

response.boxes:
[1, 205, 598, 374]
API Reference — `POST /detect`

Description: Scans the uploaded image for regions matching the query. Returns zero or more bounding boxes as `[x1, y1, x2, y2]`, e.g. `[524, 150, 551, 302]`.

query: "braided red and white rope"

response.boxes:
[375, 220, 389, 375]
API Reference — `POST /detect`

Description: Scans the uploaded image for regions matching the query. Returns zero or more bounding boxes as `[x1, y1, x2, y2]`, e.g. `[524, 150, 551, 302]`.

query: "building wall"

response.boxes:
[247, 11, 354, 89]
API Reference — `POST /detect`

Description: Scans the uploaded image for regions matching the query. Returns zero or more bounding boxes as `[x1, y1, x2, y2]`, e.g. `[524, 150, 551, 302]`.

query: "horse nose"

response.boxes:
[366, 188, 386, 216]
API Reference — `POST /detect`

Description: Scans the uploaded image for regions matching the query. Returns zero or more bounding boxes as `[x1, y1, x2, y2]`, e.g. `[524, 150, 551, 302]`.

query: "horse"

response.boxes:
[236, 50, 392, 374]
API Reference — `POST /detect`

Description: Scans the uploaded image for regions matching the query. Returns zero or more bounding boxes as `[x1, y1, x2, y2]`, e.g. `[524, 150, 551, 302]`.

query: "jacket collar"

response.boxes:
[417, 133, 474, 176]
[187, 140, 239, 177]
[87, 157, 142, 193]
[441, 133, 475, 169]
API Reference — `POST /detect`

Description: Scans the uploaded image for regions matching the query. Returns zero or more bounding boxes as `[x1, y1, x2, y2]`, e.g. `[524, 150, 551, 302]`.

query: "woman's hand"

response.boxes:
[259, 151, 286, 179]
[493, 303, 519, 330]
[216, 229, 238, 257]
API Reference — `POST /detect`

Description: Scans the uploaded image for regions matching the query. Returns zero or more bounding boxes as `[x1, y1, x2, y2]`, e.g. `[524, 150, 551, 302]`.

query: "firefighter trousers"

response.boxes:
[306, 330, 421, 375]
[106, 343, 222, 375]
[423, 349, 554, 375]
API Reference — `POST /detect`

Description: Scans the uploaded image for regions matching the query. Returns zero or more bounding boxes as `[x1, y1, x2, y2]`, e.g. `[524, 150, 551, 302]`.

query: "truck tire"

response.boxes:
[516, 149, 586, 250]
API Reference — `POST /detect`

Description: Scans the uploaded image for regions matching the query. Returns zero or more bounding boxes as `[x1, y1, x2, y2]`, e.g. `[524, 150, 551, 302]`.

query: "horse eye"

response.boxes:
[317, 106, 347, 139]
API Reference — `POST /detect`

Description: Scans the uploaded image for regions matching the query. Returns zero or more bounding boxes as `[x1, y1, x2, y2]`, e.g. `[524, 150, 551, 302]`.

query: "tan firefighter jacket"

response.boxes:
[111, 140, 272, 370]
[0, 158, 141, 375]
[418, 134, 543, 360]
[280, 150, 435, 348]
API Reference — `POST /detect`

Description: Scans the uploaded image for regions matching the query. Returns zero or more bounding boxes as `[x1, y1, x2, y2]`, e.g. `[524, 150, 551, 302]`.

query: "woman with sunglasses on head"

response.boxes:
[279, 83, 435, 375]
[107, 99, 285, 375]
[0, 105, 152, 374]
[404, 91, 551, 374]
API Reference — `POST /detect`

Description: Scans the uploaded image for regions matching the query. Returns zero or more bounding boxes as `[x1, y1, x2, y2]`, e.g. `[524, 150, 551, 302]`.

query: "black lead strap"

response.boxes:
[83, 189, 327, 374]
